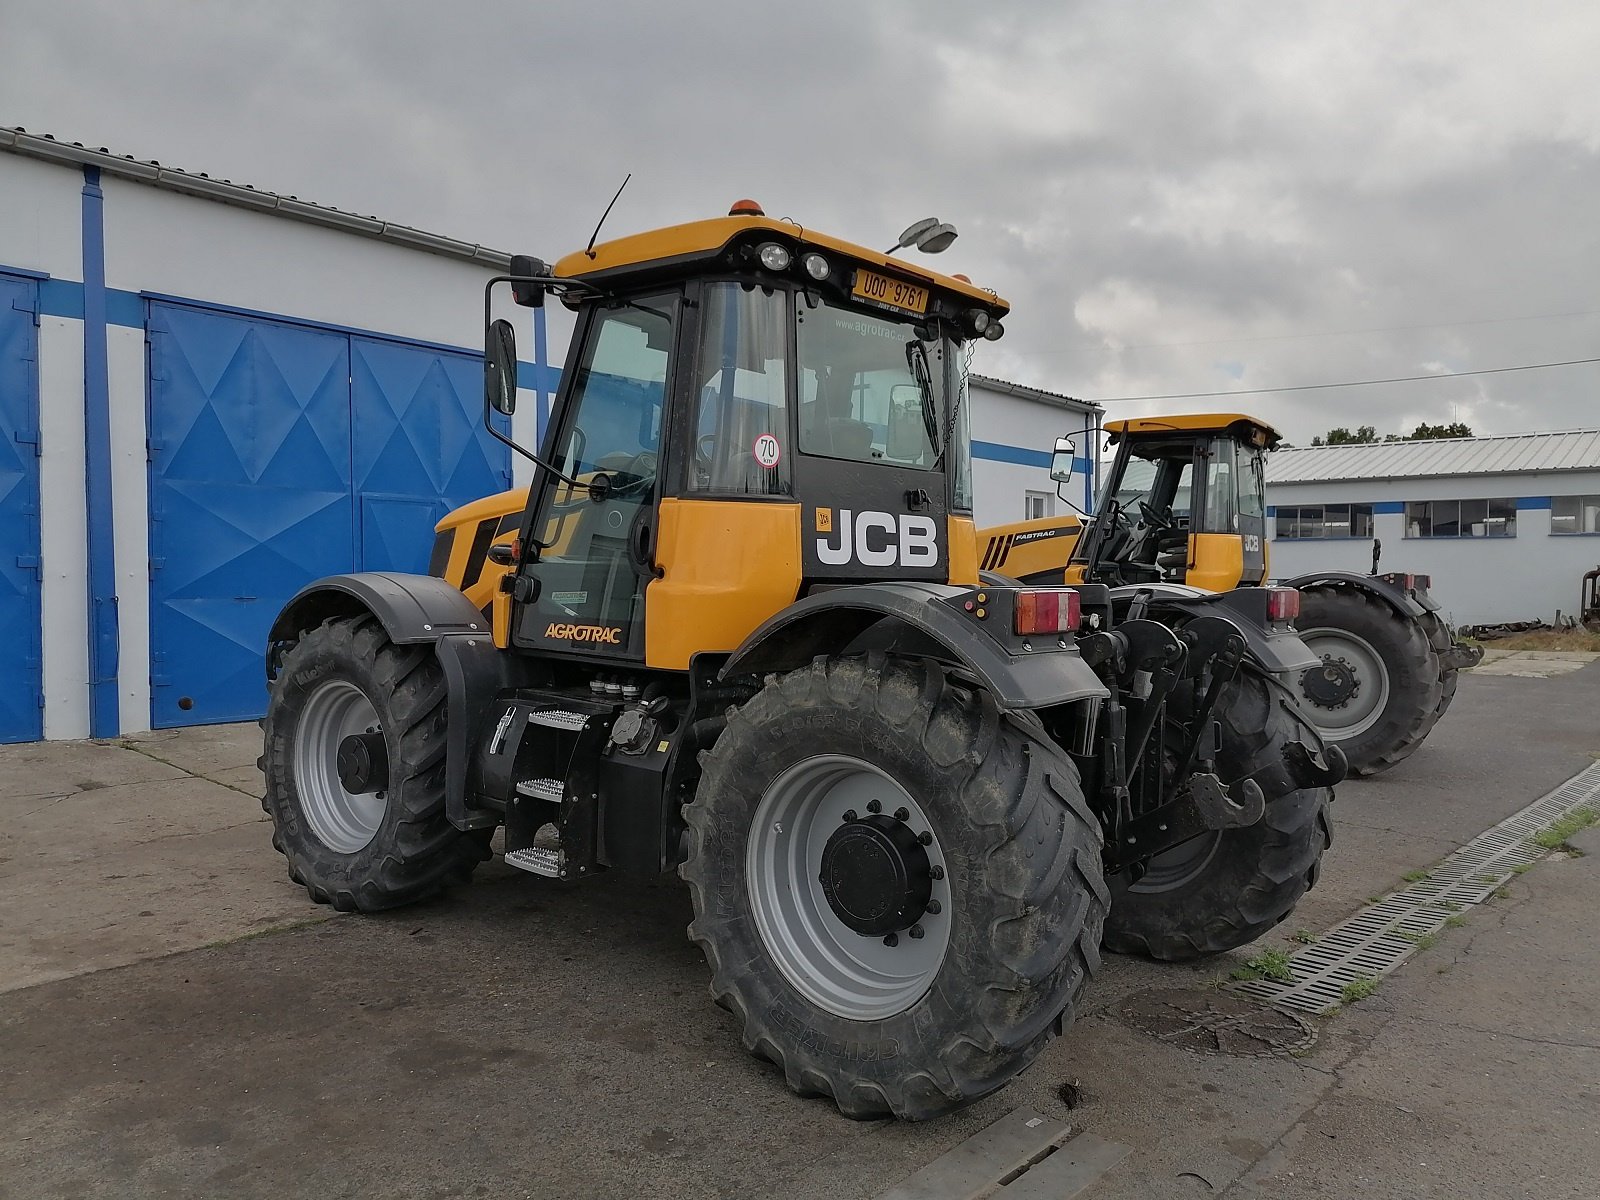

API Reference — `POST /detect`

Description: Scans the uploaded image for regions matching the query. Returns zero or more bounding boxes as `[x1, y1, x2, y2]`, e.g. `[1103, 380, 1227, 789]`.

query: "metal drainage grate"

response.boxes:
[1235, 760, 1600, 1014]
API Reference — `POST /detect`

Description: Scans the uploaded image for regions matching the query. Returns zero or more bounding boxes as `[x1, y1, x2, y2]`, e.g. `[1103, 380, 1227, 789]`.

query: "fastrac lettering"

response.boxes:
[544, 622, 623, 644]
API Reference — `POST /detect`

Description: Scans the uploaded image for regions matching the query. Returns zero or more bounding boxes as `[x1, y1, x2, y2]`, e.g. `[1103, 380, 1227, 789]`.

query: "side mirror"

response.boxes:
[887, 384, 928, 459]
[1050, 436, 1077, 483]
[485, 318, 518, 416]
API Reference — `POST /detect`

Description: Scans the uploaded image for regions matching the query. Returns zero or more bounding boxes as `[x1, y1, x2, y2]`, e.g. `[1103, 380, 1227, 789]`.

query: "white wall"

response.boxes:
[1268, 471, 1600, 626]
[0, 153, 82, 276]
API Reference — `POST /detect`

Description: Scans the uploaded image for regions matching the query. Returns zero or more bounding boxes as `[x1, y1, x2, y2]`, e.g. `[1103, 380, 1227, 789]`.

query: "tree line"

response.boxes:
[1309, 421, 1474, 446]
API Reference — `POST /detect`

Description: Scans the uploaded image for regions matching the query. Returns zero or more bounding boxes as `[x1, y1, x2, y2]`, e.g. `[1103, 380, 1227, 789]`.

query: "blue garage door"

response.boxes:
[0, 275, 43, 743]
[148, 303, 511, 728]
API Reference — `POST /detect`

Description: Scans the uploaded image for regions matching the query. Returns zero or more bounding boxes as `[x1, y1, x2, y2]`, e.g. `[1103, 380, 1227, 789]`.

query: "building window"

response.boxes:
[1551, 494, 1600, 534]
[1404, 498, 1516, 538]
[1274, 503, 1374, 539]
[1024, 490, 1053, 520]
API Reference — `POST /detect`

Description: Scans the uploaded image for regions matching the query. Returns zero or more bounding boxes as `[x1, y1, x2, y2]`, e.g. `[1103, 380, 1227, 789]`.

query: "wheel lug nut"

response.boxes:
[909, 924, 925, 939]
[917, 831, 932, 846]
[883, 933, 898, 947]
[930, 865, 945, 880]
[842, 809, 858, 823]
[867, 799, 881, 814]
[926, 900, 941, 915]
[894, 807, 910, 822]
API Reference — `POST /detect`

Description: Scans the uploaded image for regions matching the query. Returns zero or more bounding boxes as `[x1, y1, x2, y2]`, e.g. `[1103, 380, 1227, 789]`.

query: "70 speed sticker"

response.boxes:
[753, 432, 782, 468]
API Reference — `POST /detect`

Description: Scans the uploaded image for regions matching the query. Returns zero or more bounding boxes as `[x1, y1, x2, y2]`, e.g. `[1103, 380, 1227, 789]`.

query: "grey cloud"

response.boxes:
[5, 0, 1596, 445]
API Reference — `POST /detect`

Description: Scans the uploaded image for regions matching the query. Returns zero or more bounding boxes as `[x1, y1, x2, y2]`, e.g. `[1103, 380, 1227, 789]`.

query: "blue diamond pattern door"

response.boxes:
[148, 304, 353, 726]
[352, 336, 512, 575]
[0, 275, 44, 743]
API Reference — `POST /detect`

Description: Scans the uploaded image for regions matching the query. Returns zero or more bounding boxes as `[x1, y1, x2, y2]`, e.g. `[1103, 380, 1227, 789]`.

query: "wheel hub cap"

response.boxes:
[336, 731, 388, 795]
[819, 814, 932, 936]
[1301, 656, 1359, 709]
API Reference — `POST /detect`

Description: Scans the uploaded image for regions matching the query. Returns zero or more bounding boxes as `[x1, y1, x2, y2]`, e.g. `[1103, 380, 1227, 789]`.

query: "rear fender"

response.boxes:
[1279, 570, 1435, 618]
[722, 582, 1109, 710]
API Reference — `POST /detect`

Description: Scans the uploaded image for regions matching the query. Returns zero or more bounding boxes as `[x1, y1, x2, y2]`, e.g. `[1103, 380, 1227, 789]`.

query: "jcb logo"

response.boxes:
[1243, 534, 1261, 553]
[816, 509, 939, 567]
[544, 622, 622, 644]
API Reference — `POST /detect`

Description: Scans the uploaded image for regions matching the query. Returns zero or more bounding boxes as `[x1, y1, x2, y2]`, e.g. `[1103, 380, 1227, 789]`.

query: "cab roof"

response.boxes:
[1106, 412, 1282, 449]
[552, 213, 1009, 315]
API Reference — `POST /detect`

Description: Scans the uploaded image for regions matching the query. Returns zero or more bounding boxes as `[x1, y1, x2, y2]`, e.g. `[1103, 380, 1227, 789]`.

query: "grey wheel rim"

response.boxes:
[746, 754, 950, 1021]
[1297, 627, 1391, 739]
[1129, 829, 1222, 892]
[294, 680, 385, 854]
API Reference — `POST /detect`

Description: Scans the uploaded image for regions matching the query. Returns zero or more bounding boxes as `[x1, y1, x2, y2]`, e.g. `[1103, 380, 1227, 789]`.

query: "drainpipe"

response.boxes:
[80, 166, 119, 737]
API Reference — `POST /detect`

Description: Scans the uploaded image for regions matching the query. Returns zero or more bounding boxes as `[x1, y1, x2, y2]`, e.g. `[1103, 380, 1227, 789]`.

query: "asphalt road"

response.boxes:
[2, 661, 1597, 1199]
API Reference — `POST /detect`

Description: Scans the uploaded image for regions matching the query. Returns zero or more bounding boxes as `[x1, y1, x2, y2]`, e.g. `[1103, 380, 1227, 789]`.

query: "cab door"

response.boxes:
[512, 295, 679, 659]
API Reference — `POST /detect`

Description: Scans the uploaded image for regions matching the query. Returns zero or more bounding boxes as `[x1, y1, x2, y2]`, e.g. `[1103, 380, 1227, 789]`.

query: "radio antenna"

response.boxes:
[585, 173, 632, 259]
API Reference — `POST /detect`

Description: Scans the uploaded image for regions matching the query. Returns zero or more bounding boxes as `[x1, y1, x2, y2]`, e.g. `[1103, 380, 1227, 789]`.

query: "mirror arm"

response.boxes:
[481, 276, 595, 494]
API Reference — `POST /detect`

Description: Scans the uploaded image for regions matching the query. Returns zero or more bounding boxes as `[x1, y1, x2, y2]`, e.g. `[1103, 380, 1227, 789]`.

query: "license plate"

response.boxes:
[852, 269, 929, 315]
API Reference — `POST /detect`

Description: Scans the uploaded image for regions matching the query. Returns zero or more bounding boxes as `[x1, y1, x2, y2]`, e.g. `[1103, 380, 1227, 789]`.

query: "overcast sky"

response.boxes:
[5, 0, 1597, 443]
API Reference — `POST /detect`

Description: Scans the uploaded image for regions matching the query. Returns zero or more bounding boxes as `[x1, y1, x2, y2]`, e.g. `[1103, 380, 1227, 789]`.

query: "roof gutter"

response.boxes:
[1, 128, 512, 270]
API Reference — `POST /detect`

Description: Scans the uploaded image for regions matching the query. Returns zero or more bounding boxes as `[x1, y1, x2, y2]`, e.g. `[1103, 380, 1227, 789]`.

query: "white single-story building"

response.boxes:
[1265, 430, 1600, 626]
[0, 129, 553, 743]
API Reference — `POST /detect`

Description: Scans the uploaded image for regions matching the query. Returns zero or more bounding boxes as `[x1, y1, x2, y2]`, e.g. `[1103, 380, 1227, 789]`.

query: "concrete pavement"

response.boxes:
[2, 662, 1598, 1199]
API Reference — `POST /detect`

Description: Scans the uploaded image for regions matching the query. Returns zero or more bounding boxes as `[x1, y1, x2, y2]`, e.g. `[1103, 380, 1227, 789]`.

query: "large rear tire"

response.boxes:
[261, 614, 492, 912]
[1104, 667, 1334, 960]
[1293, 585, 1444, 777]
[681, 655, 1107, 1121]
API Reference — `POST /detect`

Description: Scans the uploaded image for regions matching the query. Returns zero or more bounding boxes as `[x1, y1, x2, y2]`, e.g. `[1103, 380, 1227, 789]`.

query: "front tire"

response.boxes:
[261, 614, 491, 912]
[681, 655, 1107, 1121]
[1294, 586, 1444, 777]
[1104, 667, 1333, 960]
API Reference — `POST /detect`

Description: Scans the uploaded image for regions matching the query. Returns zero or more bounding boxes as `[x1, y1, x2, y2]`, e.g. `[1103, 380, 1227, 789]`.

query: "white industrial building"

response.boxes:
[0, 129, 556, 743]
[0, 130, 1090, 743]
[966, 375, 1101, 528]
[1266, 430, 1600, 626]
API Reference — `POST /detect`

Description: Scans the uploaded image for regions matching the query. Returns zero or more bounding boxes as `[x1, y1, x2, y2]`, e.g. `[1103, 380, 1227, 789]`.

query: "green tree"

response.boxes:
[1310, 425, 1378, 446]
[1406, 421, 1473, 439]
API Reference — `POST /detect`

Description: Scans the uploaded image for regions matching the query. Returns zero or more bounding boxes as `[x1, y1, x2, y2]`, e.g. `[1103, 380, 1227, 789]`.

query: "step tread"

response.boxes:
[515, 777, 564, 802]
[505, 846, 564, 877]
[528, 709, 588, 730]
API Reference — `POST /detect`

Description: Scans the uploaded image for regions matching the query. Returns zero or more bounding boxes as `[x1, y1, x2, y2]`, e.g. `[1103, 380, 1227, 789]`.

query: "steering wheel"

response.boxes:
[624, 450, 658, 484]
[1138, 500, 1175, 530]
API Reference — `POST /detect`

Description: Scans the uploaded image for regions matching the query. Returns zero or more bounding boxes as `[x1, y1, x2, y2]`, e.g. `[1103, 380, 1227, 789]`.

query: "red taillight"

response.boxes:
[510, 538, 523, 564]
[1267, 586, 1300, 622]
[1015, 588, 1081, 635]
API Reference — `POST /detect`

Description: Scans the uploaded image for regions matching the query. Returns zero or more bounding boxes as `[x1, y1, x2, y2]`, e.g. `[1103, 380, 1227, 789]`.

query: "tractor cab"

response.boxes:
[477, 202, 1010, 670]
[1068, 414, 1277, 592]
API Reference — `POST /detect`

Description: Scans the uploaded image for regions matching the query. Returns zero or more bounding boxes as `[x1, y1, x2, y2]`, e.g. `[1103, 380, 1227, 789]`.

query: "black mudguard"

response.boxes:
[723, 582, 1110, 710]
[1278, 569, 1436, 618]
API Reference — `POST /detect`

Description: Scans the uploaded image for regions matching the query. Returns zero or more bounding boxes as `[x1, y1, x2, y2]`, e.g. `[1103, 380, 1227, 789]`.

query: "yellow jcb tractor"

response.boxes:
[259, 204, 1342, 1120]
[979, 414, 1483, 776]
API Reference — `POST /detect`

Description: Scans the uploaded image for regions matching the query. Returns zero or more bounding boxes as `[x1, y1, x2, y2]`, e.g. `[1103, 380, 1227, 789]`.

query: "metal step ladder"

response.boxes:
[502, 706, 605, 880]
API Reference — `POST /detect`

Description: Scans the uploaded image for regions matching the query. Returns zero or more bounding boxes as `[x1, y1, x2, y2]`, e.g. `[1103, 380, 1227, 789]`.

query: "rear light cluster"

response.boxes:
[1014, 588, 1082, 636]
[1267, 586, 1300, 622]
